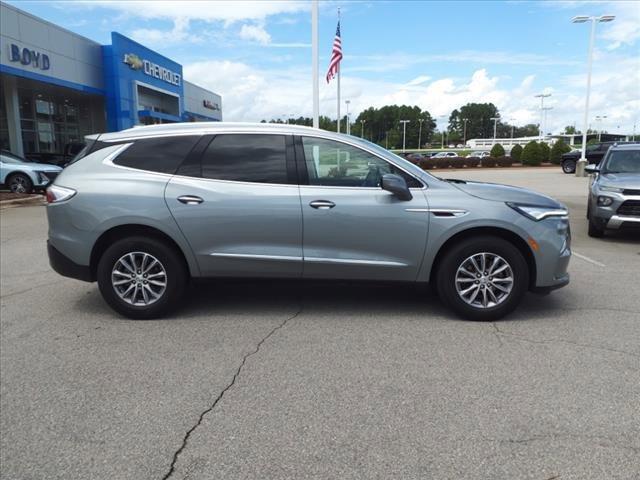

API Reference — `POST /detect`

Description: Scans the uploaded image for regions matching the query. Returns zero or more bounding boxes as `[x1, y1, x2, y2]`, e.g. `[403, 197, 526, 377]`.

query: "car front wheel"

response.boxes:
[7, 173, 33, 194]
[436, 236, 529, 321]
[561, 160, 576, 174]
[97, 236, 187, 319]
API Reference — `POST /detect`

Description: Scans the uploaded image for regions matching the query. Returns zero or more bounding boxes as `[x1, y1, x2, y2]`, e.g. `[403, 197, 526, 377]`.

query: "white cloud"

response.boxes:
[239, 24, 271, 45]
[72, 1, 309, 23]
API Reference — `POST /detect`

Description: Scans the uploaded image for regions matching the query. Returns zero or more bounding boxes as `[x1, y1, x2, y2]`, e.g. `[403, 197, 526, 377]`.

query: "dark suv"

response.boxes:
[561, 142, 614, 174]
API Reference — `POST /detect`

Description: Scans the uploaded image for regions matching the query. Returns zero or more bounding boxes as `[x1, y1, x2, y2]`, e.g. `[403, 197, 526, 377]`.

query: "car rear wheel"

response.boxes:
[562, 160, 576, 174]
[436, 236, 529, 321]
[97, 236, 187, 319]
[7, 173, 33, 194]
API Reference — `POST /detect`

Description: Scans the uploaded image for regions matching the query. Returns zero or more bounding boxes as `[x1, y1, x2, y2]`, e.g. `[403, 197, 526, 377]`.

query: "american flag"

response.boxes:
[325, 21, 342, 83]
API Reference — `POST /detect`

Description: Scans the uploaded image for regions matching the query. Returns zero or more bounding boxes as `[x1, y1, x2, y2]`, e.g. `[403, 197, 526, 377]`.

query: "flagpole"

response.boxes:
[312, 0, 319, 129]
[336, 8, 341, 133]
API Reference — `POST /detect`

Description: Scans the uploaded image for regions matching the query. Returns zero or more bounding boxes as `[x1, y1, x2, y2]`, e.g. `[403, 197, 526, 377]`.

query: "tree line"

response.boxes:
[261, 102, 549, 150]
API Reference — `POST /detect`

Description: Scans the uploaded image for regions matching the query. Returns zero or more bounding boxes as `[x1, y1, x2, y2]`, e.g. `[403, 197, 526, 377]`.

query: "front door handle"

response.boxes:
[309, 200, 335, 210]
[178, 195, 204, 205]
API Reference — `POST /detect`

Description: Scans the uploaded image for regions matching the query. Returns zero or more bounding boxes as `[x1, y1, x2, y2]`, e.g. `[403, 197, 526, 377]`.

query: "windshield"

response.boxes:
[602, 149, 640, 174]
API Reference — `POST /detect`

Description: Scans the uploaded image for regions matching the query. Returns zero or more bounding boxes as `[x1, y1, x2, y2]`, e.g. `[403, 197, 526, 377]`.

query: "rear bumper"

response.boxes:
[47, 241, 93, 282]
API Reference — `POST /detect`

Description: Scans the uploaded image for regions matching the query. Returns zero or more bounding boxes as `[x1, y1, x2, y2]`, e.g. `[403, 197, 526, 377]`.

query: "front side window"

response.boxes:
[113, 135, 199, 174]
[201, 134, 288, 184]
[301, 136, 422, 188]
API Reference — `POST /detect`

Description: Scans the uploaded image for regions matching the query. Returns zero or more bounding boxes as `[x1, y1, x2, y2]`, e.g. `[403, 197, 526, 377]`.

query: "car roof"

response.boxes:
[89, 122, 348, 143]
[609, 142, 640, 151]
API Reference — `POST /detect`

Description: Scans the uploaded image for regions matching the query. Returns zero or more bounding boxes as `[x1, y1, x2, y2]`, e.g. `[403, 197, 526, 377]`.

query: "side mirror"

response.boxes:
[381, 174, 412, 201]
[585, 164, 599, 174]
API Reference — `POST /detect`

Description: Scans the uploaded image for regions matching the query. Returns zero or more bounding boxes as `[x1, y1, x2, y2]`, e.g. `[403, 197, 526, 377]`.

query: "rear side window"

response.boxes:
[201, 134, 288, 184]
[113, 136, 199, 174]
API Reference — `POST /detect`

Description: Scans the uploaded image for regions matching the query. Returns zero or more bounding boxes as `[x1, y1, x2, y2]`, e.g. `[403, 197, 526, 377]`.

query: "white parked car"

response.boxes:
[432, 152, 459, 158]
[470, 151, 491, 158]
[0, 150, 62, 194]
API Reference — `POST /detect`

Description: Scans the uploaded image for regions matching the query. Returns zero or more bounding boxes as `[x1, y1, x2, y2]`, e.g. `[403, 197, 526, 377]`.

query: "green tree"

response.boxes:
[563, 125, 579, 135]
[522, 141, 542, 166]
[354, 105, 436, 149]
[549, 139, 571, 164]
[448, 103, 499, 140]
[490, 143, 505, 158]
[510, 144, 523, 162]
[538, 142, 551, 163]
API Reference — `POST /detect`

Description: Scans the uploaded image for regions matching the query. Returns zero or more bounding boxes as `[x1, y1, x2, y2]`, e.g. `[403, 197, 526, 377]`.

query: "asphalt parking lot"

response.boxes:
[1, 167, 638, 480]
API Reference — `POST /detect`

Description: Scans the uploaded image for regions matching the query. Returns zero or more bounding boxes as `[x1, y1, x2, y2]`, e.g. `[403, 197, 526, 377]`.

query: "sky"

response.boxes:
[8, 0, 640, 135]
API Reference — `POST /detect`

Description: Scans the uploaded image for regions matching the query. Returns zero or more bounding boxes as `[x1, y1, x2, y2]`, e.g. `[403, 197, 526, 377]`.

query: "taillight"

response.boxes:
[46, 185, 76, 204]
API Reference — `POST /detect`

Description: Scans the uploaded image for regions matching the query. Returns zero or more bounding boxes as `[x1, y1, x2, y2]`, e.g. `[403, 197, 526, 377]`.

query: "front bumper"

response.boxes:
[47, 241, 93, 282]
[607, 215, 640, 230]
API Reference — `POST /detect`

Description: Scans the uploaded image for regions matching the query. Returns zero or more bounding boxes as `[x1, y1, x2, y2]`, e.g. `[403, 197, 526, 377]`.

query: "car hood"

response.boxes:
[21, 163, 62, 172]
[599, 172, 640, 190]
[445, 179, 563, 208]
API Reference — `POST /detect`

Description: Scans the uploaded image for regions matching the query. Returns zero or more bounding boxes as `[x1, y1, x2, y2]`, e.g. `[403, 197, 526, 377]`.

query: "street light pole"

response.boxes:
[490, 117, 499, 143]
[345, 100, 351, 135]
[542, 107, 553, 139]
[534, 93, 551, 141]
[462, 118, 468, 146]
[400, 120, 410, 153]
[418, 118, 424, 149]
[572, 14, 615, 176]
[360, 119, 366, 139]
[595, 115, 607, 141]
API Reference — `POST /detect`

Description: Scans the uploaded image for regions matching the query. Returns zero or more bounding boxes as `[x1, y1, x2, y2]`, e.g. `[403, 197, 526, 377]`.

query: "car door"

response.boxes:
[295, 135, 429, 282]
[165, 133, 303, 278]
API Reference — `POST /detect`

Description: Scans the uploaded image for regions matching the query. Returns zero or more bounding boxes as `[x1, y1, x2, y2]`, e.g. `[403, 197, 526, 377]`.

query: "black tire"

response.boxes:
[588, 217, 605, 238]
[436, 236, 529, 321]
[97, 236, 187, 319]
[561, 160, 576, 174]
[7, 173, 33, 194]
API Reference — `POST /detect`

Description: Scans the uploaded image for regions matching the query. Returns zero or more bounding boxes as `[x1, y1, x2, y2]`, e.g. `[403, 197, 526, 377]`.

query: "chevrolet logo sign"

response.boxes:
[123, 53, 143, 70]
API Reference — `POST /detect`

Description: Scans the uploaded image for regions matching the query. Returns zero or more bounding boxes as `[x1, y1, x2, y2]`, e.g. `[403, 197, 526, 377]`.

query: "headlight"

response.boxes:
[599, 185, 623, 193]
[597, 196, 614, 206]
[507, 202, 569, 221]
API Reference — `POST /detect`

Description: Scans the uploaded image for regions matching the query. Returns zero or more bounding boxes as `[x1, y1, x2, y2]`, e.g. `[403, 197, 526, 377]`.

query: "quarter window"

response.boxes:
[201, 134, 288, 184]
[113, 136, 199, 174]
[301, 137, 421, 188]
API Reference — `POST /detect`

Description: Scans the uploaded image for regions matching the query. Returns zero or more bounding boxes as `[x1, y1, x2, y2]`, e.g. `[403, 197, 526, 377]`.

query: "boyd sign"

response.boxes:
[9, 44, 50, 70]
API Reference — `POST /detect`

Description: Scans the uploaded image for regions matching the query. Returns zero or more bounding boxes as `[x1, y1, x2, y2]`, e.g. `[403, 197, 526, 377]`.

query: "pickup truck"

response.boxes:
[561, 142, 614, 174]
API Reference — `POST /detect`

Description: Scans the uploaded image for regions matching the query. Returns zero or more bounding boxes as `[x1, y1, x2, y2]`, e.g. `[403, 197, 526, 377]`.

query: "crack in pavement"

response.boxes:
[492, 324, 639, 359]
[479, 433, 640, 454]
[160, 305, 303, 480]
[490, 322, 504, 347]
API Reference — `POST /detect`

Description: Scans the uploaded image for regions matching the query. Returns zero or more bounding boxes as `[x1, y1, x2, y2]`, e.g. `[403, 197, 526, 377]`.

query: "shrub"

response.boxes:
[549, 139, 571, 164]
[490, 143, 505, 158]
[510, 144, 523, 162]
[481, 157, 497, 167]
[465, 156, 481, 168]
[495, 156, 513, 167]
[538, 142, 551, 163]
[418, 158, 435, 169]
[522, 141, 542, 166]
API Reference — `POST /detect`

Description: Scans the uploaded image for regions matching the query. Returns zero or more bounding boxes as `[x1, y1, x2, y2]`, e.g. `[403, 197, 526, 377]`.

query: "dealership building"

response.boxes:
[0, 2, 222, 161]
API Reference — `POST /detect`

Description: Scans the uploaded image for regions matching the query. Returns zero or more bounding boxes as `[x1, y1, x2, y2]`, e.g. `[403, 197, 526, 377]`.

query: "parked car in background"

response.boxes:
[432, 152, 459, 158]
[404, 153, 425, 164]
[0, 150, 62, 194]
[47, 122, 570, 321]
[561, 141, 614, 174]
[26, 142, 86, 167]
[585, 143, 640, 237]
[469, 151, 490, 158]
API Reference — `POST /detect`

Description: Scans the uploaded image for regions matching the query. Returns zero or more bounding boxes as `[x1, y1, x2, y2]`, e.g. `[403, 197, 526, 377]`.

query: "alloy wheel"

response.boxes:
[111, 252, 167, 306]
[455, 253, 514, 309]
[9, 176, 28, 194]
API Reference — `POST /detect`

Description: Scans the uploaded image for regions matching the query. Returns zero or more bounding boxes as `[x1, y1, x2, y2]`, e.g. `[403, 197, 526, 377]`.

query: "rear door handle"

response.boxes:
[309, 200, 336, 210]
[178, 195, 204, 205]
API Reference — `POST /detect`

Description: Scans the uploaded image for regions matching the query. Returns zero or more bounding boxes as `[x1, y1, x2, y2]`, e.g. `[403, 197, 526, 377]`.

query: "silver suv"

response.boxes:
[46, 123, 571, 320]
[585, 143, 640, 237]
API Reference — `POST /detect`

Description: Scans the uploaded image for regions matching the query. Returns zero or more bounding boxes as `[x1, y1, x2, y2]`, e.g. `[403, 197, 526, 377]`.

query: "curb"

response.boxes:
[0, 195, 46, 209]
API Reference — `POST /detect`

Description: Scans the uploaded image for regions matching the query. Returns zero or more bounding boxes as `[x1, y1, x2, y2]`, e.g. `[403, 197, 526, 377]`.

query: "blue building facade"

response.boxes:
[0, 2, 222, 159]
